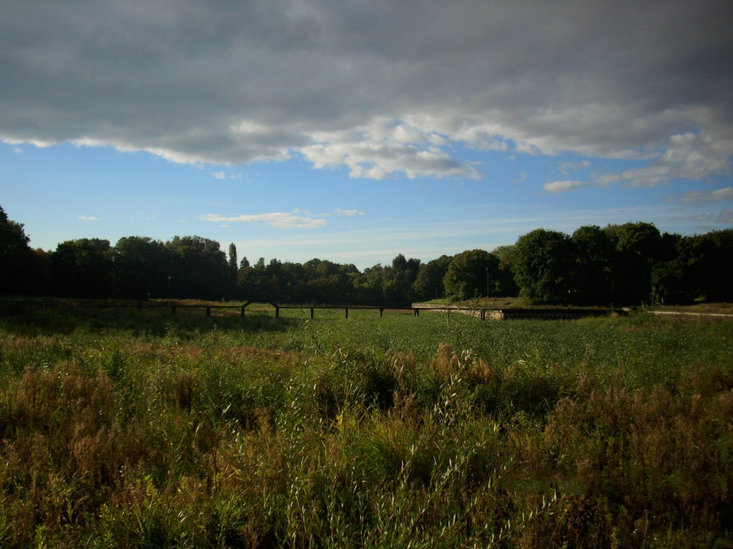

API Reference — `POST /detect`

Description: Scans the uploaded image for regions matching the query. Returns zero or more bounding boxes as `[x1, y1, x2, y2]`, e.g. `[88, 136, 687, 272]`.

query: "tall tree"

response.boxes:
[0, 206, 33, 295]
[412, 255, 452, 301]
[514, 229, 574, 303]
[675, 229, 733, 302]
[227, 243, 238, 298]
[228, 243, 238, 273]
[52, 239, 113, 298]
[113, 237, 168, 299]
[608, 222, 662, 304]
[491, 245, 519, 297]
[571, 225, 613, 304]
[443, 249, 499, 300]
[165, 236, 230, 300]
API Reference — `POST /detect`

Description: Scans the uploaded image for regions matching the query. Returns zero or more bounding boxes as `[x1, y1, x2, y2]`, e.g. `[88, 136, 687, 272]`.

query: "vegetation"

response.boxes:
[2, 205, 732, 306]
[1, 302, 731, 546]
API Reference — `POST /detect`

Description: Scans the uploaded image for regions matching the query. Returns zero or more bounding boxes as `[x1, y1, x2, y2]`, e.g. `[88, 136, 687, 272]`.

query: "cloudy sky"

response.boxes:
[2, 0, 732, 267]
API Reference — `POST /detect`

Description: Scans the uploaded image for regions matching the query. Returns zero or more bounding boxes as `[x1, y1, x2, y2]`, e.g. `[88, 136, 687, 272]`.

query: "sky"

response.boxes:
[1, 0, 732, 269]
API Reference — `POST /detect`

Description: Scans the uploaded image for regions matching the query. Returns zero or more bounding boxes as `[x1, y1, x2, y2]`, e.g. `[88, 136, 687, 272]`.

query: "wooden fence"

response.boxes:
[145, 302, 627, 321]
[0, 299, 629, 321]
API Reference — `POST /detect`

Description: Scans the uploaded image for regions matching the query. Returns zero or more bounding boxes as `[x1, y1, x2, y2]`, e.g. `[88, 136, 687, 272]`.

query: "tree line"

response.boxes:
[1, 206, 731, 305]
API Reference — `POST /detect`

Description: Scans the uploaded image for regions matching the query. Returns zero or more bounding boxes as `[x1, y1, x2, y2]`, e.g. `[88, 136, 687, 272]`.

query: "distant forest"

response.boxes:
[2, 206, 732, 306]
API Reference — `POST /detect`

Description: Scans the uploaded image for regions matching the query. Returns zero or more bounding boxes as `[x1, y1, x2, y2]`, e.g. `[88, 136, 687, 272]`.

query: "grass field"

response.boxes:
[1, 302, 732, 547]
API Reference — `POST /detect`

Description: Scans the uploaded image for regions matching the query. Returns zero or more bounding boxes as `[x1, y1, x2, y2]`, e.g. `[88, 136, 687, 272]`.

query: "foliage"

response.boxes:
[444, 249, 498, 300]
[609, 222, 665, 304]
[165, 236, 230, 300]
[0, 206, 34, 295]
[113, 236, 169, 299]
[1, 204, 732, 306]
[412, 255, 452, 301]
[514, 229, 574, 303]
[492, 245, 520, 297]
[52, 238, 114, 298]
[571, 225, 613, 304]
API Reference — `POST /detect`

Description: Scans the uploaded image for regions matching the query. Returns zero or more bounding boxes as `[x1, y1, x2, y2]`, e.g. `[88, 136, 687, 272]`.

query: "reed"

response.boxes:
[0, 302, 731, 546]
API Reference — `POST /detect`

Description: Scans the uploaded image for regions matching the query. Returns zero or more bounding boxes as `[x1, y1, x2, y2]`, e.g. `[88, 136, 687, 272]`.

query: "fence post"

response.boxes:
[206, 306, 211, 317]
[275, 306, 279, 319]
[345, 308, 349, 319]
[310, 307, 314, 319]
[379, 308, 384, 318]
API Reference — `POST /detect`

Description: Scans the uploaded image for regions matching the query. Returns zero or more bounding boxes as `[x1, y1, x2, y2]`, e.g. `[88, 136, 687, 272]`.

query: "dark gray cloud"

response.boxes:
[2, 0, 732, 180]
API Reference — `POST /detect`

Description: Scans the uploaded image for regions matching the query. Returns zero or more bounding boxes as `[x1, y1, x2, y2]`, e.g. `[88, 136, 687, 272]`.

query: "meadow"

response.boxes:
[0, 302, 731, 547]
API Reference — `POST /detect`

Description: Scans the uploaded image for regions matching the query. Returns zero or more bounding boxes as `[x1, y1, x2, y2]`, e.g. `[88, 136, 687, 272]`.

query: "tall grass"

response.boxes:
[0, 303, 731, 546]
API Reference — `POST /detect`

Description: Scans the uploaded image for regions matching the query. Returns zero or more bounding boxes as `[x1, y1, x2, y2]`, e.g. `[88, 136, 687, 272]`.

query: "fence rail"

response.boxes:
[107, 302, 628, 321]
[1, 299, 630, 321]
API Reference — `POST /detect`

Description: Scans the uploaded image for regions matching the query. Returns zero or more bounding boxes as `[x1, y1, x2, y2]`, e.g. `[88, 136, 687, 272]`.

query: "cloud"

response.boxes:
[212, 170, 241, 180]
[543, 180, 587, 194]
[679, 187, 733, 204]
[512, 172, 527, 184]
[613, 132, 732, 187]
[200, 211, 327, 229]
[674, 209, 733, 225]
[559, 160, 590, 175]
[1, 1, 732, 181]
[78, 216, 98, 221]
[335, 208, 365, 217]
[301, 119, 479, 180]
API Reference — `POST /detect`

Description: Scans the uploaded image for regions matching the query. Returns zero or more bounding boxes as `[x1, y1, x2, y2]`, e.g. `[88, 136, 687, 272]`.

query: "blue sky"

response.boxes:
[2, 1, 731, 269]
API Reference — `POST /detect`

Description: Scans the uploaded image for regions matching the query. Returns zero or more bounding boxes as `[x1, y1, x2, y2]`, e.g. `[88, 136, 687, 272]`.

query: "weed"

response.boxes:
[0, 303, 731, 545]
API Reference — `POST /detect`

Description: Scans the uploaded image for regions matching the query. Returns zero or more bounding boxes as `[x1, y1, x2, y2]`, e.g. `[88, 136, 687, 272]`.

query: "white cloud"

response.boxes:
[199, 211, 327, 229]
[335, 208, 365, 217]
[543, 180, 587, 194]
[1, 1, 732, 181]
[212, 170, 243, 180]
[674, 210, 733, 225]
[559, 160, 591, 175]
[512, 172, 527, 184]
[594, 132, 733, 188]
[301, 119, 479, 180]
[78, 216, 98, 221]
[712, 188, 733, 201]
[680, 187, 733, 204]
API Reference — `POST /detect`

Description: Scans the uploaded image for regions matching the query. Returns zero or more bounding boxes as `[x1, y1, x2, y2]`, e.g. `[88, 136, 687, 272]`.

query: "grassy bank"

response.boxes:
[1, 302, 731, 546]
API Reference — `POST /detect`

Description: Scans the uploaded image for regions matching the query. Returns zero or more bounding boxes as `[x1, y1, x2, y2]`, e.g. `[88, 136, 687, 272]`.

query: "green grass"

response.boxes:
[1, 301, 732, 547]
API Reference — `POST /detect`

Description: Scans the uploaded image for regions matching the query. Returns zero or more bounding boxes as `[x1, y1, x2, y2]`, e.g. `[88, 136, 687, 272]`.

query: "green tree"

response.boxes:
[491, 245, 519, 297]
[514, 229, 574, 303]
[675, 229, 733, 302]
[571, 225, 613, 304]
[52, 239, 113, 298]
[0, 206, 33, 295]
[228, 243, 238, 298]
[228, 243, 238, 273]
[443, 249, 498, 301]
[165, 236, 230, 299]
[383, 254, 420, 305]
[113, 236, 169, 299]
[412, 255, 452, 301]
[607, 222, 662, 304]
[353, 265, 385, 305]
